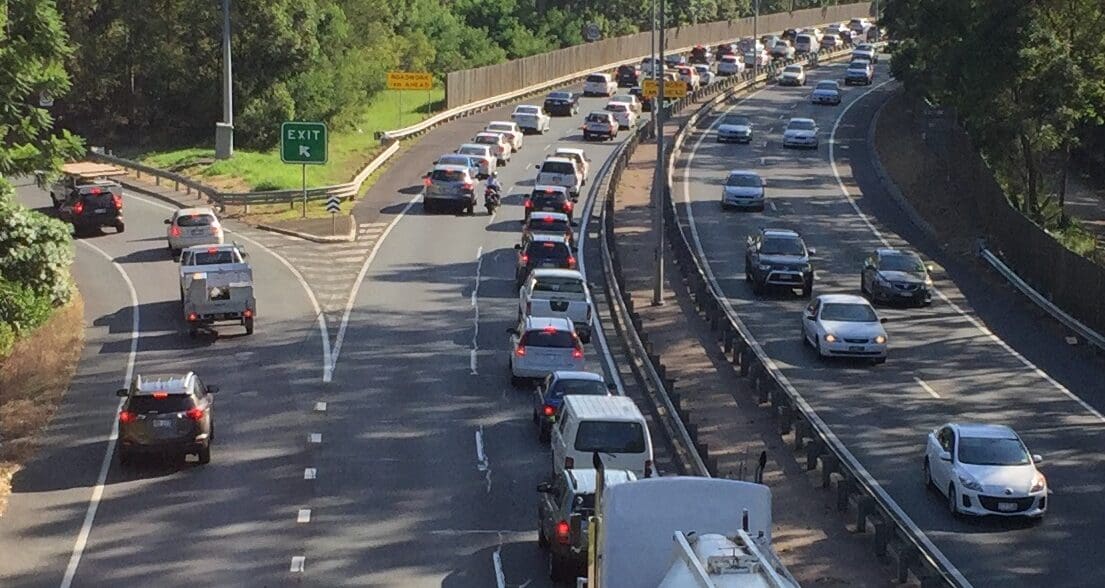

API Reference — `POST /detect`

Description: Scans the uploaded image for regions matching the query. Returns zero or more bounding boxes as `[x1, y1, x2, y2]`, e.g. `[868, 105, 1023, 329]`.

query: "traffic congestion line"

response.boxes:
[827, 81, 1105, 424]
[59, 240, 141, 588]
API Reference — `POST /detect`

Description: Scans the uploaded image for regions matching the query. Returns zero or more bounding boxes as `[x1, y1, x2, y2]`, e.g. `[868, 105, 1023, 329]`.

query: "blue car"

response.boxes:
[532, 371, 613, 442]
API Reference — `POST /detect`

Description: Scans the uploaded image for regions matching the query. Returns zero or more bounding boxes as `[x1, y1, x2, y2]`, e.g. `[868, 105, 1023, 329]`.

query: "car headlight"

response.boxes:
[874, 335, 886, 344]
[824, 334, 837, 343]
[1030, 472, 1046, 493]
[958, 474, 983, 492]
[924, 277, 933, 286]
[758, 264, 773, 271]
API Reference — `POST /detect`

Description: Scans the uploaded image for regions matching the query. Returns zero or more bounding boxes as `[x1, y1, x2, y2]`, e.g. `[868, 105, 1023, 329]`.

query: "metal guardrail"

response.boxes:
[980, 246, 1105, 352]
[642, 45, 969, 587]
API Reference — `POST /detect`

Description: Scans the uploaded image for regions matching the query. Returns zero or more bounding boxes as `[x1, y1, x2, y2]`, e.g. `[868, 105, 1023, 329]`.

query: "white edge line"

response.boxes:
[121, 191, 332, 382]
[60, 240, 140, 588]
[914, 377, 941, 399]
[331, 191, 422, 377]
[475, 426, 487, 470]
[680, 71, 976, 588]
[493, 545, 507, 588]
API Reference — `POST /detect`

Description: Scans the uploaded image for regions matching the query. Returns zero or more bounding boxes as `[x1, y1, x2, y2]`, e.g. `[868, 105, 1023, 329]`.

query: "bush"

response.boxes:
[0, 322, 13, 359]
[0, 182, 74, 305]
[0, 278, 55, 336]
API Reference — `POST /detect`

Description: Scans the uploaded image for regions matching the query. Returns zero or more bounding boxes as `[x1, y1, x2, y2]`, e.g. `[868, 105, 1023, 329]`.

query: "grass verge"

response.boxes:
[0, 295, 85, 516]
[137, 88, 444, 192]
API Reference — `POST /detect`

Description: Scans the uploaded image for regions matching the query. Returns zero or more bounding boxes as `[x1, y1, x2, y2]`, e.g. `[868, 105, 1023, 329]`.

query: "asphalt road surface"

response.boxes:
[675, 58, 1105, 588]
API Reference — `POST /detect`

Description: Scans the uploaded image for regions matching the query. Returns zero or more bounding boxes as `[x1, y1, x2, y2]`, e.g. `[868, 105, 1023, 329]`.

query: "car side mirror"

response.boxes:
[514, 244, 521, 250]
[534, 164, 541, 170]
[163, 219, 171, 225]
[807, 247, 817, 255]
[927, 263, 935, 272]
[206, 385, 219, 394]
[879, 317, 888, 323]
[938, 451, 952, 462]
[537, 482, 552, 493]
[116, 388, 129, 397]
[1032, 454, 1043, 465]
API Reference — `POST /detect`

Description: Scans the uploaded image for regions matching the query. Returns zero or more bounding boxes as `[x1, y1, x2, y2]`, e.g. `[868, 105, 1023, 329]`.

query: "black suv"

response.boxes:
[116, 372, 218, 465]
[524, 186, 573, 223]
[616, 64, 640, 87]
[515, 235, 576, 287]
[543, 91, 580, 116]
[537, 468, 637, 582]
[53, 180, 125, 234]
[744, 228, 814, 296]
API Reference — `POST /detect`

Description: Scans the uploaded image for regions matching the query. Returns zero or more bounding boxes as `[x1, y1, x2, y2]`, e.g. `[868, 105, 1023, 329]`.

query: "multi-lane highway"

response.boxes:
[676, 57, 1105, 587]
[1, 83, 669, 587]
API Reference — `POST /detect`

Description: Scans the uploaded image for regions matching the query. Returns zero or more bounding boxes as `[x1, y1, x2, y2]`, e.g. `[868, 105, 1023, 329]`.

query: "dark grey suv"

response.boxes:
[745, 228, 815, 296]
[860, 248, 933, 306]
[116, 372, 218, 465]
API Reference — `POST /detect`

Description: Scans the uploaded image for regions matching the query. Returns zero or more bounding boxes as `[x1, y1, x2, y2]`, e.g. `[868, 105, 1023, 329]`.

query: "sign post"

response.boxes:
[387, 71, 434, 129]
[326, 195, 341, 235]
[280, 122, 328, 218]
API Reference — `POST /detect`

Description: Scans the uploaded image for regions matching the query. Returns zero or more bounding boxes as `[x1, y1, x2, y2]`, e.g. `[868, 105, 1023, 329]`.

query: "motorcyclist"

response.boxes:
[485, 172, 503, 204]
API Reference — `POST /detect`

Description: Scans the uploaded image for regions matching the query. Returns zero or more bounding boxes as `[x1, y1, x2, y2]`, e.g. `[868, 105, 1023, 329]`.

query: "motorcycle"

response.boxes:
[484, 186, 501, 215]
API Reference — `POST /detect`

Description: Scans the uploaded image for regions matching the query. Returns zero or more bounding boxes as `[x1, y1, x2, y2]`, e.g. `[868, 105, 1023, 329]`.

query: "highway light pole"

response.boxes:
[752, 0, 759, 79]
[215, 0, 234, 159]
[652, 0, 666, 306]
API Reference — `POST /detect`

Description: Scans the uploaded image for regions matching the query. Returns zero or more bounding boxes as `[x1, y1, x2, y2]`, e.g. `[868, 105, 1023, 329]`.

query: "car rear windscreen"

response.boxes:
[528, 218, 570, 235]
[550, 379, 608, 399]
[547, 92, 571, 101]
[190, 250, 238, 265]
[128, 395, 195, 414]
[526, 241, 570, 262]
[586, 75, 606, 83]
[521, 328, 575, 348]
[431, 169, 466, 182]
[574, 420, 646, 453]
[541, 161, 575, 175]
[531, 194, 566, 208]
[533, 276, 583, 293]
[176, 214, 216, 227]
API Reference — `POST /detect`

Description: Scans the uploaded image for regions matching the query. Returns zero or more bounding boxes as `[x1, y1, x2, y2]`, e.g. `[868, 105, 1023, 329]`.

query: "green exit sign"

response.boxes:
[281, 122, 328, 164]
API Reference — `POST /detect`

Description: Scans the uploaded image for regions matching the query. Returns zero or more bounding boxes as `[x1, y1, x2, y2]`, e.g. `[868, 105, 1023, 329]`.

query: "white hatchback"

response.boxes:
[485, 121, 524, 152]
[509, 316, 585, 386]
[582, 73, 616, 97]
[166, 207, 223, 256]
[603, 102, 637, 129]
[801, 294, 888, 363]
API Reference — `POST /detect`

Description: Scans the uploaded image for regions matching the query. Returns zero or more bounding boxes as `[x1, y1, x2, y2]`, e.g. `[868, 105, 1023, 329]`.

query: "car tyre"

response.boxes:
[538, 424, 551, 443]
[117, 448, 131, 467]
[538, 525, 549, 549]
[948, 484, 960, 518]
[244, 317, 255, 335]
[115, 222, 125, 233]
[923, 458, 935, 491]
[197, 444, 211, 465]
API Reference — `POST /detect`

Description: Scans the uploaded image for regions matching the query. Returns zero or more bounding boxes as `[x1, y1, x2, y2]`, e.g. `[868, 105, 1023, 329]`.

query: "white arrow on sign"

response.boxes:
[326, 195, 341, 213]
[299, 145, 311, 157]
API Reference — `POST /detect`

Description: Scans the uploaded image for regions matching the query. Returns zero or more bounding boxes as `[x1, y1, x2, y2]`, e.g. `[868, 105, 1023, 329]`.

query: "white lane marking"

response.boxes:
[309, 433, 322, 444]
[122, 191, 332, 382]
[828, 82, 1105, 424]
[290, 556, 306, 573]
[476, 426, 492, 493]
[330, 191, 421, 378]
[768, 200, 778, 212]
[314, 401, 327, 412]
[493, 538, 507, 588]
[525, 163, 532, 170]
[680, 71, 975, 588]
[59, 241, 140, 588]
[471, 246, 484, 375]
[543, 144, 551, 151]
[297, 509, 312, 523]
[915, 377, 940, 399]
[304, 468, 317, 480]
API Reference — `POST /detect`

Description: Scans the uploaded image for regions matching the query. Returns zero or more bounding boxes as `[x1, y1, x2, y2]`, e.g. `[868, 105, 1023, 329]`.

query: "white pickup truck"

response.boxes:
[179, 243, 255, 337]
[518, 269, 593, 343]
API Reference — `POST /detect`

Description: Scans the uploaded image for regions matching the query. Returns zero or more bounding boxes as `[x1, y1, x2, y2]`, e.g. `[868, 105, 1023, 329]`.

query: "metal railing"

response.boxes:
[596, 40, 969, 587]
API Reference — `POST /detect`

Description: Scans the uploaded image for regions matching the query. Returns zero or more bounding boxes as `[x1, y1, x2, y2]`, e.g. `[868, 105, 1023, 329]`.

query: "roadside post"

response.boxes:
[326, 195, 341, 235]
[387, 71, 434, 129]
[280, 122, 328, 218]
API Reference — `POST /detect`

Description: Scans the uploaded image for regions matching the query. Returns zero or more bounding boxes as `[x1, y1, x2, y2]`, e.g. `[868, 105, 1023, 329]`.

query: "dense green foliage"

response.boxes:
[885, 0, 1105, 225]
[55, 0, 838, 149]
[0, 0, 81, 356]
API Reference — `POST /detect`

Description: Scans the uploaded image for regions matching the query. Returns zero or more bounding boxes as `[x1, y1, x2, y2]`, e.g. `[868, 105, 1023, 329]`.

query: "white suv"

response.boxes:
[509, 316, 585, 386]
[582, 73, 616, 97]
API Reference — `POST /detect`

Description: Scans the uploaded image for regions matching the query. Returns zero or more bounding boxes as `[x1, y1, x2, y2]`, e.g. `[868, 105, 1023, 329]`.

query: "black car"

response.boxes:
[615, 64, 640, 87]
[543, 91, 580, 116]
[744, 228, 814, 296]
[524, 186, 573, 222]
[54, 180, 125, 234]
[514, 235, 576, 286]
[116, 372, 218, 465]
[860, 248, 933, 306]
[782, 28, 798, 42]
[689, 45, 710, 64]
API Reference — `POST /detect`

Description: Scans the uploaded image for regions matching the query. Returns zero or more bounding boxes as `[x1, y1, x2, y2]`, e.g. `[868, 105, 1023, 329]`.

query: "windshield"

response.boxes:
[784, 66, 802, 74]
[819, 303, 878, 322]
[547, 92, 571, 101]
[430, 169, 466, 182]
[521, 328, 575, 348]
[788, 120, 816, 131]
[575, 421, 646, 453]
[880, 254, 925, 273]
[128, 394, 195, 414]
[760, 236, 805, 256]
[458, 146, 488, 156]
[723, 115, 750, 127]
[816, 82, 838, 91]
[533, 276, 583, 293]
[797, 35, 812, 44]
[549, 379, 608, 399]
[175, 214, 216, 227]
[726, 174, 761, 188]
[516, 106, 539, 115]
[958, 437, 1031, 466]
[541, 162, 575, 175]
[856, 45, 873, 52]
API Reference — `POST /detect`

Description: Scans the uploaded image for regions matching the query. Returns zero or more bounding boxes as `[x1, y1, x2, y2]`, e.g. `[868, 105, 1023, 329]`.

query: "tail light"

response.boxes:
[543, 404, 555, 417]
[187, 312, 198, 322]
[118, 410, 137, 424]
[423, 176, 432, 187]
[555, 520, 571, 545]
[645, 460, 654, 478]
[525, 199, 533, 209]
[515, 345, 526, 357]
[521, 254, 529, 265]
[88, 187, 102, 195]
[73, 201, 84, 215]
[112, 194, 123, 209]
[564, 456, 574, 469]
[210, 225, 220, 235]
[571, 347, 584, 359]
[185, 407, 206, 421]
[243, 308, 253, 318]
[563, 201, 573, 212]
[567, 256, 577, 268]
[463, 182, 473, 191]
[170, 226, 182, 237]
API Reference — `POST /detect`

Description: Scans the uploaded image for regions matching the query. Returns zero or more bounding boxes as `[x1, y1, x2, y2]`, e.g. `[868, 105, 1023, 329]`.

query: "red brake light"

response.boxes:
[567, 256, 577, 268]
[423, 176, 432, 187]
[555, 520, 571, 544]
[243, 308, 253, 318]
[571, 347, 583, 359]
[170, 226, 182, 237]
[525, 199, 533, 208]
[207, 247, 219, 254]
[543, 326, 558, 334]
[152, 392, 168, 399]
[89, 187, 102, 195]
[543, 242, 555, 249]
[545, 188, 554, 194]
[542, 216, 554, 223]
[185, 407, 206, 421]
[463, 182, 473, 190]
[187, 312, 198, 322]
[564, 201, 573, 212]
[118, 410, 137, 424]
[564, 456, 574, 469]
[543, 404, 555, 417]
[515, 345, 526, 357]
[521, 253, 529, 265]
[73, 201, 84, 215]
[112, 194, 123, 209]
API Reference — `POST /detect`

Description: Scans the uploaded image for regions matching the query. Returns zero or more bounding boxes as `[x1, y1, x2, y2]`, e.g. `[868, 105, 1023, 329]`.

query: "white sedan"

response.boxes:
[782, 117, 819, 149]
[511, 105, 551, 134]
[608, 94, 641, 115]
[801, 294, 887, 363]
[604, 102, 638, 130]
[924, 423, 1047, 518]
[485, 121, 524, 152]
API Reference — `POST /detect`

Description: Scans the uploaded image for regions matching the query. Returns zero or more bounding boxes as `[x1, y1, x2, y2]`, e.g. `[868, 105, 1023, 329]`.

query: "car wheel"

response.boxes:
[115, 222, 125, 233]
[117, 448, 131, 466]
[538, 424, 551, 443]
[538, 525, 549, 549]
[244, 317, 254, 335]
[948, 484, 959, 517]
[197, 444, 211, 465]
[923, 458, 935, 491]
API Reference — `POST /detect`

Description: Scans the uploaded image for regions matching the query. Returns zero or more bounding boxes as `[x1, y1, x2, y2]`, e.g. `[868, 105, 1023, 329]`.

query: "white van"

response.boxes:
[795, 33, 819, 54]
[535, 157, 582, 198]
[552, 395, 654, 479]
[583, 73, 616, 97]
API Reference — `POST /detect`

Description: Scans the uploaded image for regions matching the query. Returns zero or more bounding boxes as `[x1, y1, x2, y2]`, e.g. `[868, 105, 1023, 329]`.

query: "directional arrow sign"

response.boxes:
[281, 122, 328, 165]
[325, 195, 341, 213]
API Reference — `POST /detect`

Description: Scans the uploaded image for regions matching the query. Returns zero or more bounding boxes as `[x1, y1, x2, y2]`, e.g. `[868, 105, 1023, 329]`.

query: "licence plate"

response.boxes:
[848, 345, 865, 352]
[540, 262, 558, 268]
[94, 208, 107, 214]
[997, 502, 1017, 512]
[899, 292, 914, 297]
[152, 419, 173, 429]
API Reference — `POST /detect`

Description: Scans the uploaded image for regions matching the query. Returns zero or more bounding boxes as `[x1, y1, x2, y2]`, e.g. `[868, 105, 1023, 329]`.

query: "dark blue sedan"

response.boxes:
[532, 370, 613, 442]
